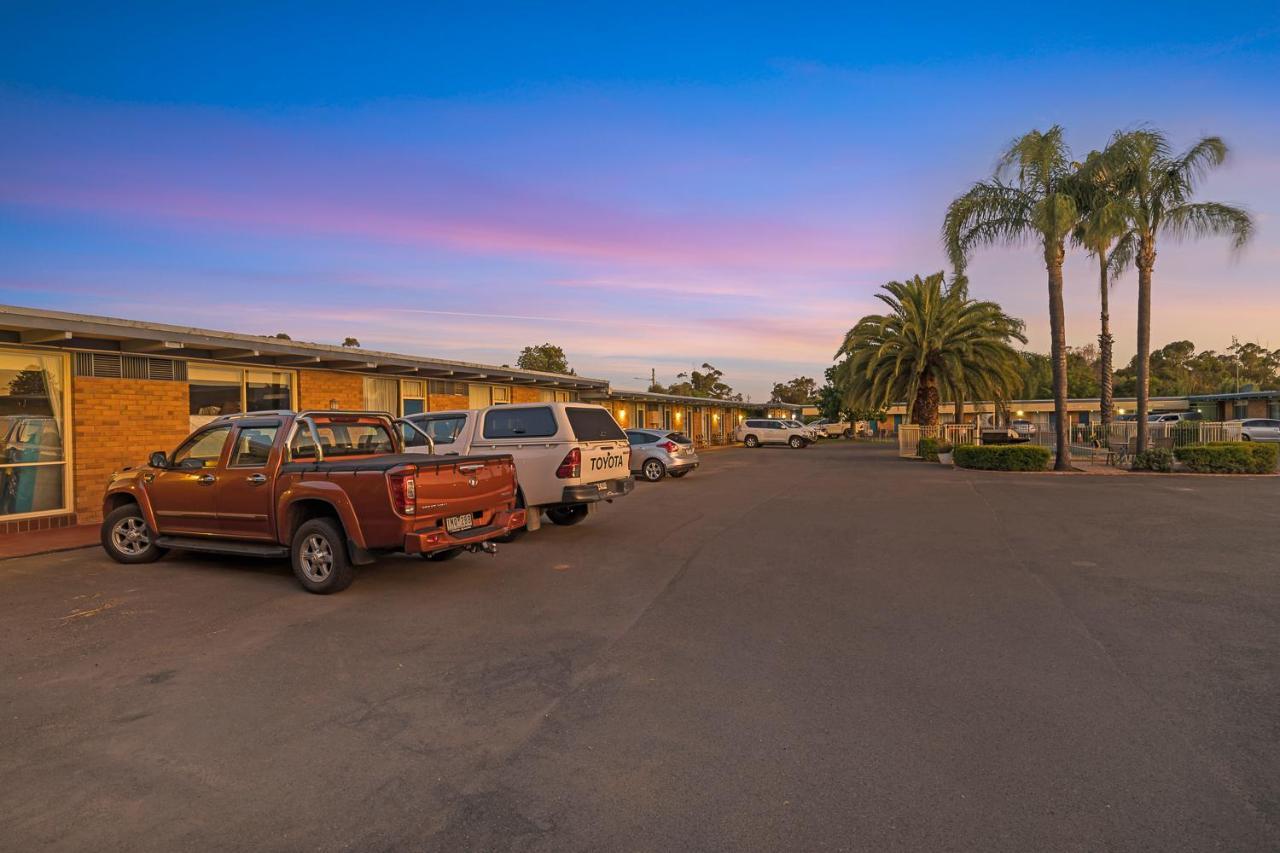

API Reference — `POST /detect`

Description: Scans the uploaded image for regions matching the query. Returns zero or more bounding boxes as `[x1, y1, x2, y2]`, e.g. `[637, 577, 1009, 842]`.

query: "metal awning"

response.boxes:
[0, 304, 608, 390]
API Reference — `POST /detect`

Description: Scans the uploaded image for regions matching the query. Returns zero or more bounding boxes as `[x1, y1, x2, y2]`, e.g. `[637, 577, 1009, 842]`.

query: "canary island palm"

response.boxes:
[1091, 130, 1252, 453]
[943, 126, 1080, 469]
[835, 272, 1026, 427]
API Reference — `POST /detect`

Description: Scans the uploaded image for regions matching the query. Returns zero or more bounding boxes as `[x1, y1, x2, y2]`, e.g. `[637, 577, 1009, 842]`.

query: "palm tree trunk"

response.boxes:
[912, 374, 940, 426]
[1046, 243, 1072, 470]
[1135, 246, 1155, 454]
[1098, 254, 1114, 436]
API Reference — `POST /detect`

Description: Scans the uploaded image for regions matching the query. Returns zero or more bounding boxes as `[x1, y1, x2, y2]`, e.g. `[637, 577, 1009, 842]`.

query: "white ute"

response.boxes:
[399, 402, 634, 532]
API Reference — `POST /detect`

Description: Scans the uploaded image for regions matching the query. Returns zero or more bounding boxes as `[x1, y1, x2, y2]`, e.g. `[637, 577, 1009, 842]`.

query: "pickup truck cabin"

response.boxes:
[100, 410, 525, 593]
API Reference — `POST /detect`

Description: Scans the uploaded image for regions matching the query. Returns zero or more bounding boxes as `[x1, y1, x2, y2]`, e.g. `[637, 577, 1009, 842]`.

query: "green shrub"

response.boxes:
[1131, 448, 1174, 472]
[953, 443, 1051, 471]
[917, 437, 954, 461]
[1175, 442, 1279, 474]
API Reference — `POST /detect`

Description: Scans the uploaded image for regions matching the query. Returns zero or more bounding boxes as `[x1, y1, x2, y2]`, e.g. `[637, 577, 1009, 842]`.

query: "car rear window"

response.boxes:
[483, 406, 558, 439]
[566, 407, 627, 441]
[669, 432, 693, 445]
[745, 419, 765, 428]
[294, 420, 395, 458]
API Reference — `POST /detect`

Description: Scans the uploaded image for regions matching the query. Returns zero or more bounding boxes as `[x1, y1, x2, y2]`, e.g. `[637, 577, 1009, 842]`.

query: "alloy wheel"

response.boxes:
[299, 534, 334, 582]
[111, 516, 150, 556]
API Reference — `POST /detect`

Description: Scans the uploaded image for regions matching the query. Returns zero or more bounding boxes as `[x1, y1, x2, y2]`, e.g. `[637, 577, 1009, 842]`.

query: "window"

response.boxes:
[229, 425, 279, 467]
[491, 386, 511, 404]
[567, 407, 627, 441]
[0, 351, 68, 518]
[292, 421, 394, 459]
[1234, 400, 1249, 419]
[401, 380, 426, 416]
[363, 377, 399, 415]
[404, 415, 466, 448]
[469, 384, 512, 408]
[189, 365, 294, 431]
[429, 380, 468, 397]
[627, 431, 657, 445]
[483, 406, 557, 439]
[246, 370, 292, 412]
[173, 426, 231, 468]
[745, 420, 765, 428]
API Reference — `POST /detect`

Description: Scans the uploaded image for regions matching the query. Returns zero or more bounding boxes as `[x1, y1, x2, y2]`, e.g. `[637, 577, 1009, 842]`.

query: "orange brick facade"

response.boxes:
[297, 370, 363, 411]
[71, 375, 190, 523]
[427, 393, 469, 411]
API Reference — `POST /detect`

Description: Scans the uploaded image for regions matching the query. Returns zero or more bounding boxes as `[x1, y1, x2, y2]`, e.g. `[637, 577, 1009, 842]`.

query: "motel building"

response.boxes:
[0, 305, 793, 535]
[874, 392, 1280, 434]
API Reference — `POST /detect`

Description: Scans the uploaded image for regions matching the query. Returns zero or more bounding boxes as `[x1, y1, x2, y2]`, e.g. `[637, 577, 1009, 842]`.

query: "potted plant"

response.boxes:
[936, 442, 955, 466]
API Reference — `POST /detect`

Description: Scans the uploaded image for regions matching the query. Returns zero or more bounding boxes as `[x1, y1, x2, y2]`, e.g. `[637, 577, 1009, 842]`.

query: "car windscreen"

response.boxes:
[566, 407, 627, 441]
[483, 406, 558, 439]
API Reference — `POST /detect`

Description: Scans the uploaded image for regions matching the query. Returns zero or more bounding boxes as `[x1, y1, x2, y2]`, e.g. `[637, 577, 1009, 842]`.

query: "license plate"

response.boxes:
[445, 513, 474, 533]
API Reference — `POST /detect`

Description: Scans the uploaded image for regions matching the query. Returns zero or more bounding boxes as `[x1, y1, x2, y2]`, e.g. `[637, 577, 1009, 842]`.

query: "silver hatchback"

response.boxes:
[626, 429, 700, 481]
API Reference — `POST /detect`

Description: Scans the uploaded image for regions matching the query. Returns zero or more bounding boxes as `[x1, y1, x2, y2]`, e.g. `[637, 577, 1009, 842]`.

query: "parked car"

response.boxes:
[400, 402, 634, 532]
[1147, 411, 1203, 423]
[783, 419, 822, 441]
[625, 429, 699, 481]
[100, 410, 525, 594]
[1228, 418, 1280, 441]
[1009, 419, 1037, 438]
[806, 417, 854, 439]
[734, 418, 811, 449]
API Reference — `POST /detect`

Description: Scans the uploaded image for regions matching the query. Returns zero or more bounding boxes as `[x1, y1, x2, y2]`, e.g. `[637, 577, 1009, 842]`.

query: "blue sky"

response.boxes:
[2, 3, 1278, 396]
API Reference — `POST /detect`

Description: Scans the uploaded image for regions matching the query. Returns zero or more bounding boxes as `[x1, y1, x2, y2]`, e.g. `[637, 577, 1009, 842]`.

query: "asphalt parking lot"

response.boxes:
[2, 442, 1278, 852]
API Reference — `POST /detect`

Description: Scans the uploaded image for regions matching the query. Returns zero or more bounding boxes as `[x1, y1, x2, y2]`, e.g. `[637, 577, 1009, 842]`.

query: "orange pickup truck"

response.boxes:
[100, 410, 525, 593]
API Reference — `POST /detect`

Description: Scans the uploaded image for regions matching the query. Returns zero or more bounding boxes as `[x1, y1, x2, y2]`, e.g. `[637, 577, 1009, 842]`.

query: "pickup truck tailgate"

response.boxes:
[578, 439, 630, 483]
[413, 455, 518, 526]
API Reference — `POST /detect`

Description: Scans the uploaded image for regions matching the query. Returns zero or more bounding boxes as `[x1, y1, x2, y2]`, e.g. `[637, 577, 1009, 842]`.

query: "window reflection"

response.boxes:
[0, 352, 67, 517]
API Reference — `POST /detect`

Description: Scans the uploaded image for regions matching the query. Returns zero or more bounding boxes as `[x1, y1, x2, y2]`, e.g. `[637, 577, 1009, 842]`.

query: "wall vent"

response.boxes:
[74, 352, 187, 381]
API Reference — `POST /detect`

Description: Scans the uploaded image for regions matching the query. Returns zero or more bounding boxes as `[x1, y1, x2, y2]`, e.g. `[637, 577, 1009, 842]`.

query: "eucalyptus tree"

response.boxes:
[835, 272, 1026, 427]
[1072, 149, 1136, 435]
[943, 126, 1081, 470]
[1094, 130, 1253, 452]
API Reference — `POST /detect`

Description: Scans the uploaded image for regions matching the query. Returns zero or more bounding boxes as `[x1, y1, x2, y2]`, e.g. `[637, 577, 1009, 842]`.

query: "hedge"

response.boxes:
[1131, 448, 1174, 472]
[953, 444, 1051, 471]
[917, 437, 953, 462]
[1175, 442, 1279, 474]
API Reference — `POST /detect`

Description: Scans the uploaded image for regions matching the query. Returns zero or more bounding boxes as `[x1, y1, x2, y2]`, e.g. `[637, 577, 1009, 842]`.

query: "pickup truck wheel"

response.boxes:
[101, 505, 167, 564]
[642, 458, 666, 482]
[547, 504, 589, 526]
[743, 435, 759, 448]
[843, 429, 853, 439]
[496, 491, 528, 543]
[789, 436, 805, 449]
[291, 519, 355, 594]
[423, 547, 463, 562]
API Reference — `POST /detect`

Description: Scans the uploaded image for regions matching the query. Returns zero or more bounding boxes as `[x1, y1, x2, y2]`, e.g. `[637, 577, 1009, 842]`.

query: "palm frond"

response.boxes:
[1164, 201, 1253, 251]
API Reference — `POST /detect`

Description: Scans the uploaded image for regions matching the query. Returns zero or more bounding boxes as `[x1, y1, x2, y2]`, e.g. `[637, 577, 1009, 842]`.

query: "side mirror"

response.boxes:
[149, 451, 169, 469]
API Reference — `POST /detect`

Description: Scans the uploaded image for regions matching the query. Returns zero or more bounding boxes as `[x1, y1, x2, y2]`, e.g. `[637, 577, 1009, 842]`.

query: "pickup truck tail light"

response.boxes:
[658, 440, 679, 453]
[555, 448, 581, 479]
[388, 469, 417, 514]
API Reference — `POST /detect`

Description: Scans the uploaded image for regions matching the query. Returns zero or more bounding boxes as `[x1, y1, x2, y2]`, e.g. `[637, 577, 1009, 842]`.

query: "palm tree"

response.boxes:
[943, 126, 1081, 470]
[1091, 130, 1253, 452]
[834, 272, 1026, 427]
[1071, 150, 1136, 437]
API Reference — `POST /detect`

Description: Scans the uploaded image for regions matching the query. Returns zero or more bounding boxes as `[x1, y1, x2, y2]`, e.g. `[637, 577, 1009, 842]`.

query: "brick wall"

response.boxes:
[297, 370, 363, 410]
[428, 393, 469, 411]
[511, 386, 543, 404]
[72, 375, 190, 523]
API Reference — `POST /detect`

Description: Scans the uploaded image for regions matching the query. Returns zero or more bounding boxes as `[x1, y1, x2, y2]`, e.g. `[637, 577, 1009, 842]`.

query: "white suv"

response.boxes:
[400, 403, 634, 532]
[734, 418, 811, 449]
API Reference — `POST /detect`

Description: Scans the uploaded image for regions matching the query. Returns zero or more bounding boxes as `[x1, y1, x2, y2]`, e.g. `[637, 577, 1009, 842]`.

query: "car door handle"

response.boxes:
[457, 463, 484, 473]
[246, 473, 267, 485]
[197, 474, 216, 485]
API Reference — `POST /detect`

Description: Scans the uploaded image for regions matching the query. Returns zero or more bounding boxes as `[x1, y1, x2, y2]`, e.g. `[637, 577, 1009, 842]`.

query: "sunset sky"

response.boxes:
[2, 3, 1277, 398]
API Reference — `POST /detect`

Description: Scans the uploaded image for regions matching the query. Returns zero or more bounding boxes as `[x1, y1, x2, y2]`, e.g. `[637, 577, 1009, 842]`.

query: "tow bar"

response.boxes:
[465, 541, 499, 555]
